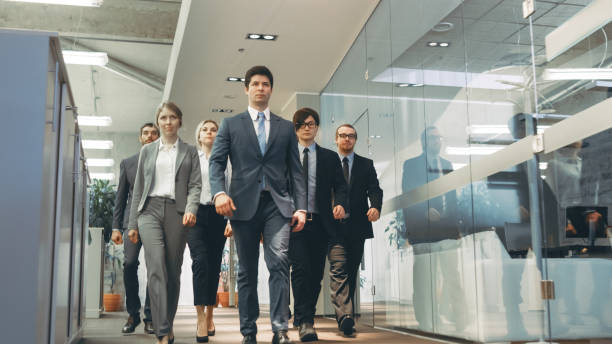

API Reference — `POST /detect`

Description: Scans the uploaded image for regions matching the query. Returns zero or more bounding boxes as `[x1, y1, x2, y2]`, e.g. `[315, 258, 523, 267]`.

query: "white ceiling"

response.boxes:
[164, 0, 380, 144]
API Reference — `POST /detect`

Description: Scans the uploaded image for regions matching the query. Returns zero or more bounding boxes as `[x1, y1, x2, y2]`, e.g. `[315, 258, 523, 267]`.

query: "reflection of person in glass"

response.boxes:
[401, 126, 464, 331]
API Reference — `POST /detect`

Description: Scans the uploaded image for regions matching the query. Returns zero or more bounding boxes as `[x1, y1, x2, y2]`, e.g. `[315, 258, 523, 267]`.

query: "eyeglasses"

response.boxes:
[338, 133, 356, 140]
[299, 122, 318, 129]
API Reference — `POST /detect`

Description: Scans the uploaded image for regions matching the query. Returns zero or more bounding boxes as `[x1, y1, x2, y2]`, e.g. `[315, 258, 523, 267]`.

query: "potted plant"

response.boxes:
[88, 179, 121, 311]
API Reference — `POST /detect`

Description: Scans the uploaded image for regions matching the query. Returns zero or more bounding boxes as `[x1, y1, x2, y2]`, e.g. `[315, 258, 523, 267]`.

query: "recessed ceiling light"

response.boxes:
[246, 33, 277, 41]
[427, 42, 438, 47]
[396, 83, 424, 87]
[397, 83, 411, 87]
[439, 42, 450, 47]
[226, 77, 242, 82]
[77, 115, 112, 126]
[82, 140, 113, 150]
[432, 22, 454, 32]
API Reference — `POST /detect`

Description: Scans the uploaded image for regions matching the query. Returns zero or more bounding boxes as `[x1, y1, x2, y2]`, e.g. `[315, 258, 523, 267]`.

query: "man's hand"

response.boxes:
[183, 212, 196, 227]
[111, 230, 123, 245]
[224, 223, 233, 237]
[215, 193, 236, 217]
[367, 208, 380, 222]
[291, 211, 306, 232]
[333, 205, 345, 220]
[127, 229, 139, 244]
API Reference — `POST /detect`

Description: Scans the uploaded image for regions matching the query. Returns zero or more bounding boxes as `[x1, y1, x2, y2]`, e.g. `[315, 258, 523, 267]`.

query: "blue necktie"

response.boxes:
[257, 112, 266, 154]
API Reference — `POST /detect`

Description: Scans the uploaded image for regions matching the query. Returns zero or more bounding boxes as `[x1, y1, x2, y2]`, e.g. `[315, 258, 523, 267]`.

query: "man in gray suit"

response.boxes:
[111, 122, 158, 334]
[210, 66, 307, 344]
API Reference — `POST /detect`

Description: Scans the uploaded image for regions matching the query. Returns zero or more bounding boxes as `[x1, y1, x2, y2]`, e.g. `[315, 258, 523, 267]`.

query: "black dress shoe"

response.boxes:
[272, 330, 292, 344]
[242, 334, 257, 344]
[339, 316, 355, 336]
[298, 323, 317, 342]
[144, 320, 155, 334]
[121, 315, 141, 333]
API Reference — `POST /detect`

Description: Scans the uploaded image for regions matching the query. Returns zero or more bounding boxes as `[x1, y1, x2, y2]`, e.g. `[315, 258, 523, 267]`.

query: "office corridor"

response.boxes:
[79, 307, 446, 344]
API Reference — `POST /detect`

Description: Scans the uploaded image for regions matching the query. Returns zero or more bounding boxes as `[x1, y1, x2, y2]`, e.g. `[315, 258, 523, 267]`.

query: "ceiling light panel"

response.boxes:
[77, 116, 112, 127]
[82, 140, 113, 150]
[6, 0, 102, 6]
[226, 77, 245, 82]
[62, 50, 108, 66]
[86, 158, 114, 167]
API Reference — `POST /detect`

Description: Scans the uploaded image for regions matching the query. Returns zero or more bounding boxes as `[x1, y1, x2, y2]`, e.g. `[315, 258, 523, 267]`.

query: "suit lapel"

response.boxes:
[175, 138, 187, 175]
[265, 113, 281, 156]
[240, 111, 261, 155]
[144, 141, 159, 192]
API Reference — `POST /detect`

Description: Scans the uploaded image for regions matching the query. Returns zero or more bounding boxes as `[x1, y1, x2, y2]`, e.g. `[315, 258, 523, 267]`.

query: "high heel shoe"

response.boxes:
[196, 324, 209, 343]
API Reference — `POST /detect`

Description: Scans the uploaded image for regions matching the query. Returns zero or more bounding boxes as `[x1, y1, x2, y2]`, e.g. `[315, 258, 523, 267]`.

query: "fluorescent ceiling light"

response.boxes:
[77, 116, 112, 127]
[374, 67, 524, 90]
[63, 50, 108, 66]
[263, 35, 276, 40]
[6, 0, 102, 6]
[446, 146, 504, 156]
[542, 68, 612, 81]
[248, 34, 261, 39]
[86, 158, 114, 167]
[82, 140, 113, 150]
[90, 173, 114, 180]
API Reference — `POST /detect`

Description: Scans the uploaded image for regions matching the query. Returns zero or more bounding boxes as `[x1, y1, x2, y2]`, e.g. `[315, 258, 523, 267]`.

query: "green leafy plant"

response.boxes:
[384, 210, 407, 249]
[88, 179, 116, 241]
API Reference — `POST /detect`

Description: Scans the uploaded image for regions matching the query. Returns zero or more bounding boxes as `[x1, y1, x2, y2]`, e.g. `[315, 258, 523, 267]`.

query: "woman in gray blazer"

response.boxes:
[127, 101, 201, 344]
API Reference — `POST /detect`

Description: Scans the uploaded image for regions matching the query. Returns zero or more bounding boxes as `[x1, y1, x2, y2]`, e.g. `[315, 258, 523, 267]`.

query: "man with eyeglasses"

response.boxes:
[289, 108, 347, 342]
[332, 124, 383, 336]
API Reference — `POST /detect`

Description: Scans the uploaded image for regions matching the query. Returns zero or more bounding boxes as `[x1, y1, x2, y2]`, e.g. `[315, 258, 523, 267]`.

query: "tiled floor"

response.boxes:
[79, 306, 450, 344]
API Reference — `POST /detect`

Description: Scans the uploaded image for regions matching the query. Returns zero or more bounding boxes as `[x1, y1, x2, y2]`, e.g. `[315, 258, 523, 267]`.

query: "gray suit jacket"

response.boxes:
[209, 111, 306, 221]
[127, 138, 202, 230]
[112, 153, 138, 232]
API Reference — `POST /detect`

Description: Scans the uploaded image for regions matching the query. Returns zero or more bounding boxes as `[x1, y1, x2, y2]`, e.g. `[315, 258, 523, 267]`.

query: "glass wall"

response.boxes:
[319, 0, 611, 342]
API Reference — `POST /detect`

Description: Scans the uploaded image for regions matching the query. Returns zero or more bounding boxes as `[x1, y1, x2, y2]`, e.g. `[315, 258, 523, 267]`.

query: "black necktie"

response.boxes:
[342, 157, 350, 184]
[303, 147, 309, 210]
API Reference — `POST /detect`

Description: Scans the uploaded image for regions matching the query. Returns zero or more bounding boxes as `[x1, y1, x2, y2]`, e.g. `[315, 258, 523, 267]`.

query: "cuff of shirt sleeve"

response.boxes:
[213, 191, 226, 202]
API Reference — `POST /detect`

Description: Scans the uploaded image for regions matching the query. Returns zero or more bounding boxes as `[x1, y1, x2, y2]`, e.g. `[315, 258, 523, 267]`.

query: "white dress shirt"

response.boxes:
[150, 138, 177, 200]
[199, 150, 212, 205]
[248, 106, 270, 143]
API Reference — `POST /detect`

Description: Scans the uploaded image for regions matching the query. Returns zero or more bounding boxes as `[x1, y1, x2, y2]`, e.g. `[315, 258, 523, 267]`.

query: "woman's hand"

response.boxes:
[224, 223, 233, 237]
[127, 229, 139, 244]
[183, 212, 196, 227]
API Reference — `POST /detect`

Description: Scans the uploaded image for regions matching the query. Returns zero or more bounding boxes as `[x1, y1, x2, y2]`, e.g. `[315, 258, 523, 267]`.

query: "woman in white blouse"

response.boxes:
[127, 102, 201, 344]
[188, 120, 232, 343]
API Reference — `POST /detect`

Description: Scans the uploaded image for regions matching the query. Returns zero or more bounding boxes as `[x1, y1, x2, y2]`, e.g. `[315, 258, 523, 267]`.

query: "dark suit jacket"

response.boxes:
[401, 153, 458, 244]
[209, 111, 306, 221]
[345, 153, 383, 240]
[112, 153, 139, 232]
[312, 144, 347, 238]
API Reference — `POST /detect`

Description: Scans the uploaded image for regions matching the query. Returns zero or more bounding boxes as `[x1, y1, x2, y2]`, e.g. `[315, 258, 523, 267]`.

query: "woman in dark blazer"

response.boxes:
[127, 101, 201, 344]
[189, 119, 232, 342]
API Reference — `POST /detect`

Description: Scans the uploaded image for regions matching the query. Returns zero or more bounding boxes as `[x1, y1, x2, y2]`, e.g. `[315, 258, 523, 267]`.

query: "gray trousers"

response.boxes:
[231, 192, 291, 335]
[138, 197, 187, 337]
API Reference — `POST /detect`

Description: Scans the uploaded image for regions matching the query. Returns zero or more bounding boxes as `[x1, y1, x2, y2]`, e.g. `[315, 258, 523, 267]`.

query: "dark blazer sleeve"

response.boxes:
[112, 159, 129, 232]
[287, 123, 307, 211]
[209, 118, 231, 197]
[366, 158, 383, 211]
[331, 152, 347, 208]
[128, 147, 146, 230]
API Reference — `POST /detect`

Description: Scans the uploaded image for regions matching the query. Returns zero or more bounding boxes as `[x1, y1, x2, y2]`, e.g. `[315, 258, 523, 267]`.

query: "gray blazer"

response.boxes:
[209, 111, 306, 221]
[112, 153, 139, 231]
[127, 138, 202, 230]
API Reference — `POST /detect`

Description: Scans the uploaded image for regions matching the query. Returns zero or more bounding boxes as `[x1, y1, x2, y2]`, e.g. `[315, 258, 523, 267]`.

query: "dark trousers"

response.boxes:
[328, 221, 364, 323]
[123, 230, 152, 321]
[289, 216, 328, 326]
[187, 204, 227, 306]
[231, 192, 291, 336]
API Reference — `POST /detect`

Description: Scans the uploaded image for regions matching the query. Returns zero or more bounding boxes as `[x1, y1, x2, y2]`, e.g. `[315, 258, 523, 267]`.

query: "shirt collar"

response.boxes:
[248, 106, 270, 121]
[198, 150, 211, 160]
[298, 142, 317, 153]
[338, 151, 354, 163]
[158, 137, 178, 151]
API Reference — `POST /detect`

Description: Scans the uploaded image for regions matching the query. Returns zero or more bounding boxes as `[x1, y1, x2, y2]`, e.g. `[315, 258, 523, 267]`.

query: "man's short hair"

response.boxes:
[335, 123, 357, 139]
[140, 122, 158, 135]
[293, 107, 320, 130]
[244, 65, 274, 89]
[155, 101, 183, 126]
